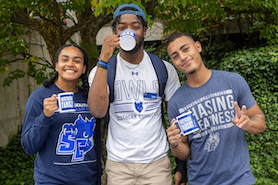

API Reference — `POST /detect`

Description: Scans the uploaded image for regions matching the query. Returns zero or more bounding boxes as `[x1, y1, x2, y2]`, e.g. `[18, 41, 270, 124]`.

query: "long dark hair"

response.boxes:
[43, 44, 89, 98]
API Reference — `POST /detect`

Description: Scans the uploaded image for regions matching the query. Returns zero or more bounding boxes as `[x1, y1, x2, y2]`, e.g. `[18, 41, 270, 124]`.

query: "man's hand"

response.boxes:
[166, 119, 182, 148]
[99, 35, 120, 62]
[174, 171, 186, 185]
[232, 101, 252, 131]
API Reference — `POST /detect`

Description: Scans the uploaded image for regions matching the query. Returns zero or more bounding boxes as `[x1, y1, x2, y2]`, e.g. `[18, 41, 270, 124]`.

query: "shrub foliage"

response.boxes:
[218, 44, 278, 184]
[0, 126, 35, 185]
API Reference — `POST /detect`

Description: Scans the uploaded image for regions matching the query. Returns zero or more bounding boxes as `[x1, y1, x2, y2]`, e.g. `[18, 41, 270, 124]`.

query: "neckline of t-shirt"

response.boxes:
[118, 53, 147, 69]
[185, 70, 214, 89]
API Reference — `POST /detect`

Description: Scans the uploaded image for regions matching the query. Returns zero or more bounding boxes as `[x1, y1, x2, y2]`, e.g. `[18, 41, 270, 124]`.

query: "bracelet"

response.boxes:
[170, 143, 179, 149]
[96, 61, 108, 69]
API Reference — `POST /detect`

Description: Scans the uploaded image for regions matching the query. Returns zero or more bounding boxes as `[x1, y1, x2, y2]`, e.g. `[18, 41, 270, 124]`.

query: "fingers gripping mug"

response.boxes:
[174, 111, 199, 136]
[57, 92, 76, 113]
[119, 29, 136, 51]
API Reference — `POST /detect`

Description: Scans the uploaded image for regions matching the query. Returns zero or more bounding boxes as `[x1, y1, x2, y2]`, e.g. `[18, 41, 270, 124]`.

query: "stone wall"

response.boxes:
[0, 29, 47, 147]
[0, 60, 40, 146]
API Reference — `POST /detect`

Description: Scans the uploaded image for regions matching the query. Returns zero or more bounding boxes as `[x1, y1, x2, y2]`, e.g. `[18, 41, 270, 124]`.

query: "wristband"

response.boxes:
[96, 61, 108, 69]
[174, 158, 188, 183]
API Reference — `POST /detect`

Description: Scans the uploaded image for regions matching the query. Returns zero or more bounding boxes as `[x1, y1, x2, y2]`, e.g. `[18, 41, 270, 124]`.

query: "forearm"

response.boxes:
[88, 67, 109, 118]
[246, 113, 266, 134]
[171, 141, 190, 161]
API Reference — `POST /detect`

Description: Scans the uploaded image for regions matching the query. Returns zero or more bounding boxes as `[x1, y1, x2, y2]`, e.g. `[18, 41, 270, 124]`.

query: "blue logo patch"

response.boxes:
[56, 115, 96, 161]
[135, 102, 143, 113]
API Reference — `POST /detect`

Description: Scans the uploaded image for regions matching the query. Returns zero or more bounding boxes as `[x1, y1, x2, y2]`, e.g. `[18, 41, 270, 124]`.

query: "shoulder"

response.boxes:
[147, 52, 177, 74]
[145, 52, 176, 74]
[29, 84, 57, 100]
[213, 69, 240, 76]
[161, 60, 179, 81]
[88, 66, 98, 86]
[168, 84, 184, 102]
[27, 86, 50, 105]
[30, 86, 49, 96]
[162, 59, 175, 69]
[212, 70, 244, 81]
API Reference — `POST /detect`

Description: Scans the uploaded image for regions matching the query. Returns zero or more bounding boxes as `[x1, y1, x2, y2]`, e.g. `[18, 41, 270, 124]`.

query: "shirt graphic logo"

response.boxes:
[56, 115, 96, 162]
[204, 132, 220, 152]
[131, 71, 139, 75]
[135, 102, 143, 113]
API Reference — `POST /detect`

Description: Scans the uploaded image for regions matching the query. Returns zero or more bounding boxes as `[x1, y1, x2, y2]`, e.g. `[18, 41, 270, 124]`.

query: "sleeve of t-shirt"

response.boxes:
[233, 73, 256, 110]
[88, 66, 110, 94]
[163, 60, 181, 101]
[88, 66, 97, 87]
[167, 99, 180, 124]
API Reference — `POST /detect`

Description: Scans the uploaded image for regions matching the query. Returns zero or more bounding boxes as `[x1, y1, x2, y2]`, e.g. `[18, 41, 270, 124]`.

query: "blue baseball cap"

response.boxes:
[113, 4, 146, 21]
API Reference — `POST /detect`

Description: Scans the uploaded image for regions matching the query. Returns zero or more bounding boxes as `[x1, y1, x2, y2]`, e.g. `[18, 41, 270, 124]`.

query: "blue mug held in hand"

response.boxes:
[174, 111, 199, 136]
[57, 92, 76, 113]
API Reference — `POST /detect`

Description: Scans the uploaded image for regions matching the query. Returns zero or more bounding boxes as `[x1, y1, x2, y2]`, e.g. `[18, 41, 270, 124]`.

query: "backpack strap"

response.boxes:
[148, 53, 168, 127]
[107, 56, 117, 102]
[101, 56, 117, 138]
[148, 53, 168, 98]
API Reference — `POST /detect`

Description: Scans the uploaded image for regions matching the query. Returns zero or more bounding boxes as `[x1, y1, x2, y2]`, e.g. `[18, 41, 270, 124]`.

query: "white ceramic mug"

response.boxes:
[119, 29, 136, 51]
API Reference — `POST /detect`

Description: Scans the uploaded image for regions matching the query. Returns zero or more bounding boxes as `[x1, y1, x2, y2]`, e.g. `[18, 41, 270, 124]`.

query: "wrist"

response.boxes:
[248, 120, 254, 130]
[170, 143, 179, 149]
[98, 56, 108, 63]
[96, 60, 108, 70]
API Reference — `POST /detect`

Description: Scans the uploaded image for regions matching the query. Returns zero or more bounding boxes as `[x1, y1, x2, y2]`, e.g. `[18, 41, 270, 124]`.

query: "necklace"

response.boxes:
[119, 56, 141, 69]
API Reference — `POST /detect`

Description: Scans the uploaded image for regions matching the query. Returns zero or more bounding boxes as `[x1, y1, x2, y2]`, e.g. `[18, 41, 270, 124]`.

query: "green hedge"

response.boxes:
[218, 45, 278, 184]
[0, 44, 277, 185]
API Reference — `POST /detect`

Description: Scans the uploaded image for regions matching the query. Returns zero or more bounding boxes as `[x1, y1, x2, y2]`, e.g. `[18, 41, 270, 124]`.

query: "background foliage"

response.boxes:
[0, 126, 35, 185]
[0, 0, 278, 86]
[217, 45, 278, 184]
